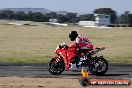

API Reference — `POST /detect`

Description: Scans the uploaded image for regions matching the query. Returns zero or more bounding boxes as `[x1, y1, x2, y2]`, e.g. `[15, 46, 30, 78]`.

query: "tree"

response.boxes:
[93, 8, 117, 23]
[31, 12, 44, 22]
[118, 11, 132, 24]
[66, 13, 77, 23]
[46, 12, 57, 19]
[80, 14, 95, 21]
[0, 10, 14, 19]
[57, 14, 68, 23]
[128, 14, 132, 24]
[15, 11, 27, 20]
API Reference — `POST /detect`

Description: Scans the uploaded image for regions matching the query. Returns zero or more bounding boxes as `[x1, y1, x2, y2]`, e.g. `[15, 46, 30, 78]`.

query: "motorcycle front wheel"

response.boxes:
[48, 59, 65, 75]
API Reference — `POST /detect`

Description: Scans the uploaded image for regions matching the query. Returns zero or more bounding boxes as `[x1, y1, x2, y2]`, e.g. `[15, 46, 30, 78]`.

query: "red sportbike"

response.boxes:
[48, 43, 108, 76]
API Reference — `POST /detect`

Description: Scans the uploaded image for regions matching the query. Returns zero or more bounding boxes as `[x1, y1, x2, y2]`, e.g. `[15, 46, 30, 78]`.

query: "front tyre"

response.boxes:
[48, 58, 65, 75]
[89, 56, 108, 76]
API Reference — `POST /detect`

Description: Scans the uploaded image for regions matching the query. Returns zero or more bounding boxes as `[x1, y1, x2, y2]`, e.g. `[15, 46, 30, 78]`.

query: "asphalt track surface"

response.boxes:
[0, 63, 132, 79]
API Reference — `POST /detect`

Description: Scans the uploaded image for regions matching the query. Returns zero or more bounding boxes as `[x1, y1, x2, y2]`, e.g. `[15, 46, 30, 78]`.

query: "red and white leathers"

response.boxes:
[69, 35, 93, 51]
[55, 36, 93, 71]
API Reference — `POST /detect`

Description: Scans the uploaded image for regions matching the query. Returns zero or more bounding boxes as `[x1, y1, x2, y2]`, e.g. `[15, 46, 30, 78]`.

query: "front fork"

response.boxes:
[52, 57, 60, 62]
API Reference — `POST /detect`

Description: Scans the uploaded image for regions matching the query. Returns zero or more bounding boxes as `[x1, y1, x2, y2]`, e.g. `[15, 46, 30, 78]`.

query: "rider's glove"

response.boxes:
[63, 45, 68, 50]
[59, 42, 68, 50]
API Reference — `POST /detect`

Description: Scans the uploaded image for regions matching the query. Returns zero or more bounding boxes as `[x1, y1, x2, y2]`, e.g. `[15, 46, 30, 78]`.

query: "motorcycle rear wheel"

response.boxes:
[48, 59, 65, 75]
[89, 56, 108, 76]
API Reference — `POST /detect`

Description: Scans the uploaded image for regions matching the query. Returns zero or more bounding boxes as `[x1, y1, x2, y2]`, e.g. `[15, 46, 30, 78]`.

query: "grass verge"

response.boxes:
[0, 21, 132, 64]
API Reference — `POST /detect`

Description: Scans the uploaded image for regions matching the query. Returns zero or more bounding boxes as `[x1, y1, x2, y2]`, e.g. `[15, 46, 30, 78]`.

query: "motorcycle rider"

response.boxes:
[68, 31, 94, 69]
[69, 31, 93, 50]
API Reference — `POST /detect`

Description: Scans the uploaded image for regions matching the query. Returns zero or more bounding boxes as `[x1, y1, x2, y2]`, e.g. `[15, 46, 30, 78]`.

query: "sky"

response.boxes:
[0, 0, 131, 14]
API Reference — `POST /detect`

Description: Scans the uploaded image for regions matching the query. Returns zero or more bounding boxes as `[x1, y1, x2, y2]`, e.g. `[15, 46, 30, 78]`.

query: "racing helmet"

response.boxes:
[69, 31, 78, 41]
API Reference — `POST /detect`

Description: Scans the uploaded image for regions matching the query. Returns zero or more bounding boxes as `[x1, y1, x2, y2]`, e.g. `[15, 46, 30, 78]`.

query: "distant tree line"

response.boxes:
[0, 10, 95, 23]
[0, 8, 132, 25]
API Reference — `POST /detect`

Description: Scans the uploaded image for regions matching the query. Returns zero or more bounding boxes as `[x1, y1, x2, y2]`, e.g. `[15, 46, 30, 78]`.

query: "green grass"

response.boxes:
[0, 20, 132, 64]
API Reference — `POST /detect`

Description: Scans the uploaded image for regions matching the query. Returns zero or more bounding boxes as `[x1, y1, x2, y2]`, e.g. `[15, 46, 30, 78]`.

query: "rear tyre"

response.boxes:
[48, 58, 65, 75]
[89, 56, 108, 76]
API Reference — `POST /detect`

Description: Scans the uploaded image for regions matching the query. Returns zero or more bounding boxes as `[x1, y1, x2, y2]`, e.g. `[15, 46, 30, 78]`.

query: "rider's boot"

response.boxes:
[65, 64, 69, 71]
[69, 63, 78, 70]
